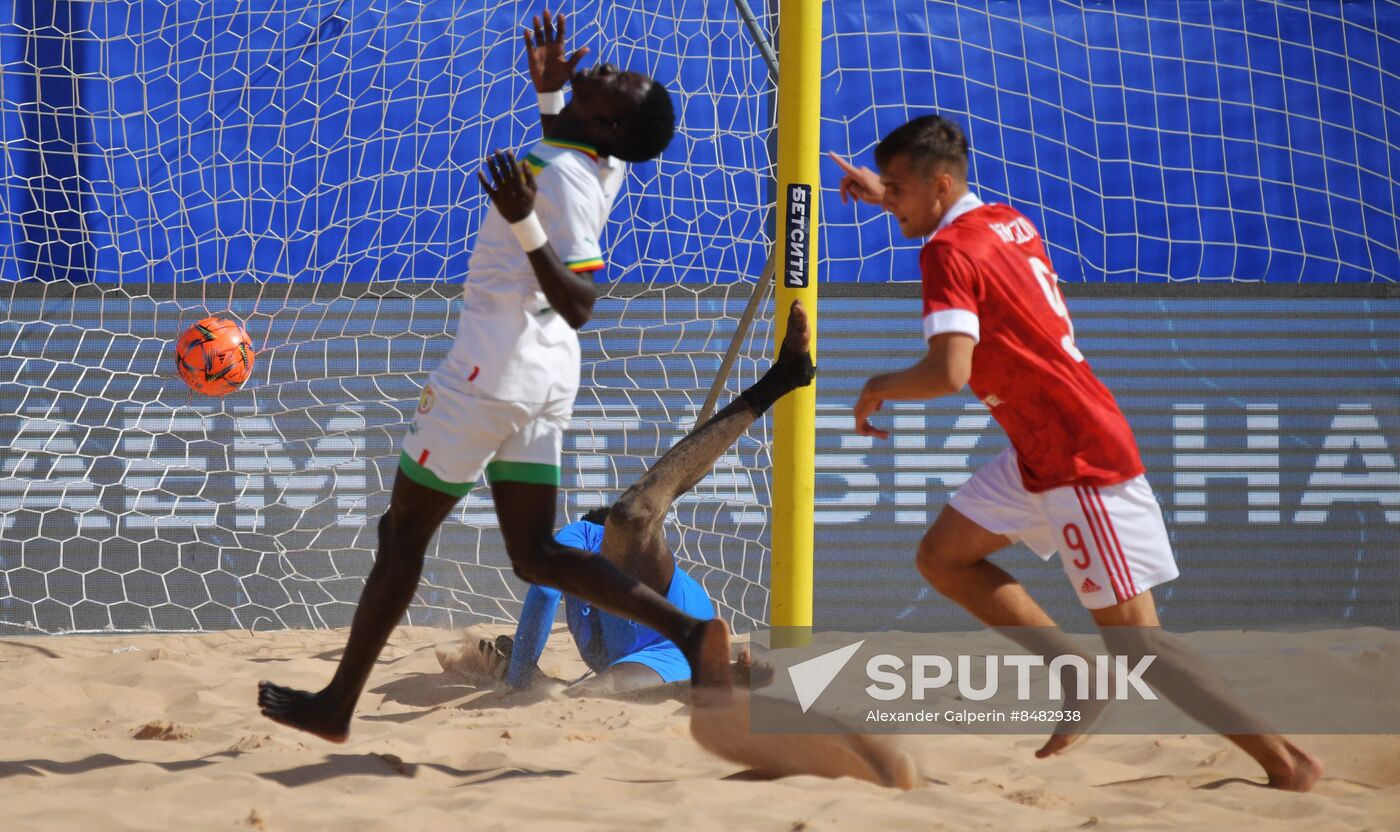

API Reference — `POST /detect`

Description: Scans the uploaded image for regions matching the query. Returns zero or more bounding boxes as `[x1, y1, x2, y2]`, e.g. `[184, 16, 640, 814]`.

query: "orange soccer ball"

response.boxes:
[174, 316, 255, 396]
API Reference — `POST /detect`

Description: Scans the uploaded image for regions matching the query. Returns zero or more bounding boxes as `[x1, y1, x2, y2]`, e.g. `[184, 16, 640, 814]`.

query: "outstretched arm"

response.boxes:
[504, 519, 603, 688]
[524, 8, 588, 135]
[479, 149, 597, 329]
[503, 583, 563, 689]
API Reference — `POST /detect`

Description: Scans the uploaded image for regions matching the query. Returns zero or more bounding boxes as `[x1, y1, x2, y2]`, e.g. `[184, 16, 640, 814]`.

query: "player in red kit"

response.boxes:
[830, 115, 1322, 791]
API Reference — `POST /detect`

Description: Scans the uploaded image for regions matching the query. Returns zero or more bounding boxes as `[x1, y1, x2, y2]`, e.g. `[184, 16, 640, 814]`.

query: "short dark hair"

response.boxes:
[580, 505, 611, 525]
[613, 81, 676, 163]
[874, 114, 968, 178]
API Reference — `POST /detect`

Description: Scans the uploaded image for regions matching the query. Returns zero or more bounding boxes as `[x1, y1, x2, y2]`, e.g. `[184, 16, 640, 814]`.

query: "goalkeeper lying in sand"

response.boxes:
[440, 300, 916, 789]
[442, 302, 818, 700]
[448, 506, 766, 697]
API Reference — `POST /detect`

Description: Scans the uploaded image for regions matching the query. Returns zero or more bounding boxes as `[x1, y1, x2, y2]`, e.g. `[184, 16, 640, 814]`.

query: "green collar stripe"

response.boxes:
[541, 138, 600, 162]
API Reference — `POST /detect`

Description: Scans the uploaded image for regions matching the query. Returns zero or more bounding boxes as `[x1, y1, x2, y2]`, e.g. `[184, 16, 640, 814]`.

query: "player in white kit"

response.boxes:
[257, 10, 746, 742]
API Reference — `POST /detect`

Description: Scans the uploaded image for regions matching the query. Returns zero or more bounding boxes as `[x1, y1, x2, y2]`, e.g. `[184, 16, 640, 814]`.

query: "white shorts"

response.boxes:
[399, 363, 572, 497]
[949, 447, 1179, 610]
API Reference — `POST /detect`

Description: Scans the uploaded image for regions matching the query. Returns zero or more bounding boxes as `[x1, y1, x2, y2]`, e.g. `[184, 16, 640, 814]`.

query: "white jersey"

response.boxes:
[448, 139, 626, 402]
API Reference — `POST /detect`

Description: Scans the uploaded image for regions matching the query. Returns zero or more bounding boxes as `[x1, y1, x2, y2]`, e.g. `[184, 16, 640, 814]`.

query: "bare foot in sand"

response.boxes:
[1266, 741, 1324, 792]
[685, 618, 734, 707]
[257, 681, 350, 743]
[732, 646, 775, 689]
[684, 617, 916, 790]
[1036, 694, 1111, 758]
[690, 688, 919, 790]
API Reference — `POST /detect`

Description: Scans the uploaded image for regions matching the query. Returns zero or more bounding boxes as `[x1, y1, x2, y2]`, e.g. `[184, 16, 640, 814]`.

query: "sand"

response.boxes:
[0, 625, 1396, 831]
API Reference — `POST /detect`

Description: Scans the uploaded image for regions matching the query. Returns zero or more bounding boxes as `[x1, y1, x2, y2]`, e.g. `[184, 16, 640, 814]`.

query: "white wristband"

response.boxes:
[510, 212, 549, 253]
[538, 89, 565, 115]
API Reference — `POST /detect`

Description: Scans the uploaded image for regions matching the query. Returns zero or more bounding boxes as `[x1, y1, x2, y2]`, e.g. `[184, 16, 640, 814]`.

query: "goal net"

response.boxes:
[0, 0, 778, 634]
[2, 1, 1396, 635]
[822, 2, 1399, 284]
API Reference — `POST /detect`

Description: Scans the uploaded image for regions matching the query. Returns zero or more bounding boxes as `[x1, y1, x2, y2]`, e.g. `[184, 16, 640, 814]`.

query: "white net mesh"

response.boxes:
[821, 2, 1399, 283]
[4, 0, 1396, 635]
[0, 0, 778, 634]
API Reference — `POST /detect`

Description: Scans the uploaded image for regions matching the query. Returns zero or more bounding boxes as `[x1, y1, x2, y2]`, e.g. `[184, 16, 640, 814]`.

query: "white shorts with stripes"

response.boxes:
[950, 447, 1179, 610]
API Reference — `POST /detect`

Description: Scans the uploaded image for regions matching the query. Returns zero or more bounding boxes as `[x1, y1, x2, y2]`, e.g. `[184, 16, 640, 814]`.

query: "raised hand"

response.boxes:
[476, 635, 513, 682]
[827, 150, 885, 206]
[478, 150, 537, 223]
[523, 8, 589, 93]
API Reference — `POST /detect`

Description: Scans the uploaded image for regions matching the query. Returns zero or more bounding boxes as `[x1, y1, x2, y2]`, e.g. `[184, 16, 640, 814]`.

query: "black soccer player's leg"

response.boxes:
[493, 480, 729, 687]
[492, 480, 699, 645]
[602, 298, 816, 593]
[495, 301, 815, 688]
[258, 471, 459, 742]
[564, 661, 667, 698]
[600, 399, 758, 593]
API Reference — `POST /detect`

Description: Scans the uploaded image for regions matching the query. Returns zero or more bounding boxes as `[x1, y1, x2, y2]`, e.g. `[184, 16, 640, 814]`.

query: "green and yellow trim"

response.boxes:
[541, 137, 600, 163]
[566, 257, 606, 273]
[398, 451, 474, 497]
[524, 153, 548, 176]
[485, 460, 560, 486]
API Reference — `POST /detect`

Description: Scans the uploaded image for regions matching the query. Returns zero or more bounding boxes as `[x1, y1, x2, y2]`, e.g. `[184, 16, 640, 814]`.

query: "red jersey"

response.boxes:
[920, 198, 1143, 492]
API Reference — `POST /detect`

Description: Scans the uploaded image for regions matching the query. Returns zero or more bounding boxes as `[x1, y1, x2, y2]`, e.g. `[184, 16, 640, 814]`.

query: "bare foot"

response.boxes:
[1036, 692, 1111, 759]
[690, 688, 919, 790]
[738, 301, 815, 416]
[257, 681, 350, 743]
[731, 646, 775, 690]
[437, 635, 511, 687]
[685, 619, 733, 706]
[782, 299, 812, 357]
[1267, 741, 1324, 792]
[778, 300, 815, 385]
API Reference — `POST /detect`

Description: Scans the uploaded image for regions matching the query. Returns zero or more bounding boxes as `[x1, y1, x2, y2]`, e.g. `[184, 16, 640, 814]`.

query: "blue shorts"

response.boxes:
[564, 568, 715, 684]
